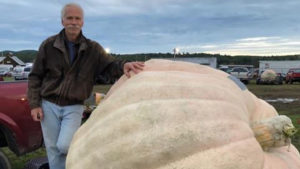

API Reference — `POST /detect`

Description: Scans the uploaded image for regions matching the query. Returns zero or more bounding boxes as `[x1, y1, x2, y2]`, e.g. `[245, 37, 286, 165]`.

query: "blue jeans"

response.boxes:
[41, 100, 84, 169]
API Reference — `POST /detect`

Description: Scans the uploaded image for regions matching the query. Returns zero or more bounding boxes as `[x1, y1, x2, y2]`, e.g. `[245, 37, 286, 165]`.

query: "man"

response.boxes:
[27, 3, 144, 169]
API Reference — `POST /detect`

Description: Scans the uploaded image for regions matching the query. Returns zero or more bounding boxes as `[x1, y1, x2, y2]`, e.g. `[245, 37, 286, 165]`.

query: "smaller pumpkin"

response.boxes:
[261, 69, 277, 82]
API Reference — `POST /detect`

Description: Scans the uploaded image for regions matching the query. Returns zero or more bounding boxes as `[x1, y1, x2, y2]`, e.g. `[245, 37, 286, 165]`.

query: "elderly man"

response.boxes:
[27, 3, 144, 169]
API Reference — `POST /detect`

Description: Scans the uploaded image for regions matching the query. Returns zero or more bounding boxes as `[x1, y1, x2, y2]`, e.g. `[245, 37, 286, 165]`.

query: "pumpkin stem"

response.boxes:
[251, 115, 296, 151]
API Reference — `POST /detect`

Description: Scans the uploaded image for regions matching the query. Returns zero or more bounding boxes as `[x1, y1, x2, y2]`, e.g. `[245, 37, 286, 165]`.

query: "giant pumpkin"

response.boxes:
[67, 59, 300, 169]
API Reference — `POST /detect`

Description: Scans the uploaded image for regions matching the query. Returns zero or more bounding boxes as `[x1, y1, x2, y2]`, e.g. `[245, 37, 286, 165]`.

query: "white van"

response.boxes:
[12, 66, 32, 80]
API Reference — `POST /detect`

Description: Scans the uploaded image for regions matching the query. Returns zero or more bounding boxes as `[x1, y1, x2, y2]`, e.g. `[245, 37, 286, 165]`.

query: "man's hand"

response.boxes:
[31, 107, 44, 121]
[124, 62, 144, 78]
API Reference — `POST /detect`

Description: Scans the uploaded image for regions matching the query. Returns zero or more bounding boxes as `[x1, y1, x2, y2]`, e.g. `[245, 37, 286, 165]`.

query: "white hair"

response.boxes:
[61, 3, 84, 20]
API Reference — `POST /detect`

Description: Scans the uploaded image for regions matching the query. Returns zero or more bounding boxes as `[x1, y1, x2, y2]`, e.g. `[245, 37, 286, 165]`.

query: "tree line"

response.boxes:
[113, 53, 300, 67]
[2, 50, 300, 68]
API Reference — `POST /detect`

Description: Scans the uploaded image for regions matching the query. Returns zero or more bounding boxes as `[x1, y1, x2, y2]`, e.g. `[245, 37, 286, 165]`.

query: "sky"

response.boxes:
[1, 0, 300, 56]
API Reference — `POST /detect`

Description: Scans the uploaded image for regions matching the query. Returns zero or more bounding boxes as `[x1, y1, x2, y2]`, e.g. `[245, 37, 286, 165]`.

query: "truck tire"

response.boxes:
[275, 77, 283, 85]
[24, 156, 49, 169]
[0, 150, 11, 169]
[256, 78, 260, 85]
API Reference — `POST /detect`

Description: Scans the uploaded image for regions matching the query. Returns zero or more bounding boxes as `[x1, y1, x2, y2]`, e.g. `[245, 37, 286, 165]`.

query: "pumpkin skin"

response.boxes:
[66, 59, 300, 169]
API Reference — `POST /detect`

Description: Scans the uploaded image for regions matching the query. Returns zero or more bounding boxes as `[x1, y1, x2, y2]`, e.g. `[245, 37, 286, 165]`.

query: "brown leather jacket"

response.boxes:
[27, 29, 125, 109]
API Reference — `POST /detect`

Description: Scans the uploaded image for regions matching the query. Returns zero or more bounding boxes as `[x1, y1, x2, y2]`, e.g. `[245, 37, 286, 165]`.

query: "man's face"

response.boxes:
[62, 6, 84, 38]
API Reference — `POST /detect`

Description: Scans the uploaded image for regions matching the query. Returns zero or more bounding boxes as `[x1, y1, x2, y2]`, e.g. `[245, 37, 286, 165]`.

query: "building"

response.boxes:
[259, 60, 300, 75]
[0, 53, 25, 67]
[219, 64, 254, 70]
[167, 57, 217, 68]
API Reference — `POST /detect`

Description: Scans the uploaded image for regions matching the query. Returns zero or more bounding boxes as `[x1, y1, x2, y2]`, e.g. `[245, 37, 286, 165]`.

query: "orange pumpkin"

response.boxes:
[67, 59, 300, 169]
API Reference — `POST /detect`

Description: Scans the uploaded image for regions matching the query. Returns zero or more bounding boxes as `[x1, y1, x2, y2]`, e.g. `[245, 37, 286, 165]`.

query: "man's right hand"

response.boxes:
[31, 107, 44, 121]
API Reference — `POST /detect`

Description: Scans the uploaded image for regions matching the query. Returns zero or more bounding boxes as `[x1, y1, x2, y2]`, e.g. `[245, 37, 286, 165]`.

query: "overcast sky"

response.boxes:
[1, 0, 300, 56]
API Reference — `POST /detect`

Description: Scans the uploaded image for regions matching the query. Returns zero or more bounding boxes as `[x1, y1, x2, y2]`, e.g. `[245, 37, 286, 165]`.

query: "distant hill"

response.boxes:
[1, 50, 37, 63]
[1, 50, 300, 67]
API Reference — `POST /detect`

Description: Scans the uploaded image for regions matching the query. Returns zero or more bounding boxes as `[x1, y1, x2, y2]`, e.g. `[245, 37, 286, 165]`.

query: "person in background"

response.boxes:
[27, 3, 144, 169]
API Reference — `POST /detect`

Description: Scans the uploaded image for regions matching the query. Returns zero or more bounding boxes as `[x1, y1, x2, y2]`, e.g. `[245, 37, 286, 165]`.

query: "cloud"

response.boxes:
[0, 23, 13, 29]
[0, 38, 32, 45]
[201, 37, 300, 56]
[0, 0, 31, 6]
[237, 37, 280, 42]
[0, 38, 36, 51]
[200, 45, 218, 49]
[83, 0, 185, 16]
[1, 0, 300, 55]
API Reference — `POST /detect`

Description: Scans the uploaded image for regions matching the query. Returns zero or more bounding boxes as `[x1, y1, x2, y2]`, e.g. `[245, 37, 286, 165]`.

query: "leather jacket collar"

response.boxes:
[53, 29, 88, 53]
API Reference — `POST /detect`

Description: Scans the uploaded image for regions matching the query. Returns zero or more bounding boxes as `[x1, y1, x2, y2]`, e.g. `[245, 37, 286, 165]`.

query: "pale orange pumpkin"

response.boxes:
[66, 59, 300, 169]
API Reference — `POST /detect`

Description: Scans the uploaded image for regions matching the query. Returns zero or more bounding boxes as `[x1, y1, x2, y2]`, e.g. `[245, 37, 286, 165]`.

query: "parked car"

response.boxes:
[219, 67, 232, 73]
[228, 67, 251, 84]
[0, 68, 10, 77]
[285, 68, 300, 84]
[0, 81, 102, 168]
[0, 65, 13, 77]
[0, 81, 43, 169]
[12, 66, 32, 80]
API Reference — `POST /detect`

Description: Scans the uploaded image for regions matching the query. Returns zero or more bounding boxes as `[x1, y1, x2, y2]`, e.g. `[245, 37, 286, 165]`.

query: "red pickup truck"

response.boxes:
[0, 81, 43, 168]
[0, 81, 102, 168]
[285, 68, 300, 84]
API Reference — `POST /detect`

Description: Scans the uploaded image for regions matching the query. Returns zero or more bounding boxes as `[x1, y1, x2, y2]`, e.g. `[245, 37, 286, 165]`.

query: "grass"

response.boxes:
[3, 76, 14, 81]
[93, 84, 113, 94]
[3, 82, 300, 168]
[247, 81, 300, 98]
[247, 80, 300, 149]
[1, 147, 46, 169]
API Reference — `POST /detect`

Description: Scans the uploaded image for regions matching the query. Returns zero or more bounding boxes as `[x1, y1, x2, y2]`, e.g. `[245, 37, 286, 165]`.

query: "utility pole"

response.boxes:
[173, 48, 179, 61]
[1, 51, 3, 64]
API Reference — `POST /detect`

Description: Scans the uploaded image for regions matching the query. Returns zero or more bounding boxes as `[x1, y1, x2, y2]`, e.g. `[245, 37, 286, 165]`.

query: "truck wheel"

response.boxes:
[0, 150, 11, 169]
[256, 79, 260, 85]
